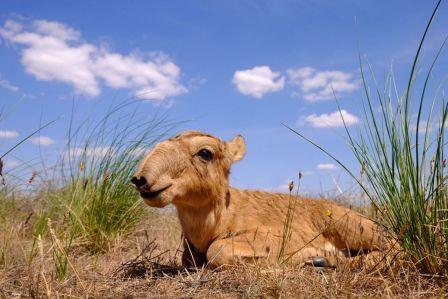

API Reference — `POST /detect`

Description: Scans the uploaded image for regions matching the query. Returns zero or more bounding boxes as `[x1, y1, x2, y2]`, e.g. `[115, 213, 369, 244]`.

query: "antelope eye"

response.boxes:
[197, 148, 213, 161]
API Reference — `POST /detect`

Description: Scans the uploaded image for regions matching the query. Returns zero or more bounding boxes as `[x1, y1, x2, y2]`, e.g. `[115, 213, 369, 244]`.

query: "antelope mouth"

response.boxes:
[140, 183, 172, 200]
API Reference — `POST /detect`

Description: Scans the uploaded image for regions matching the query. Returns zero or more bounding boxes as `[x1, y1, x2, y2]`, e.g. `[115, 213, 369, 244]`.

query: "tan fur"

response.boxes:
[133, 130, 387, 268]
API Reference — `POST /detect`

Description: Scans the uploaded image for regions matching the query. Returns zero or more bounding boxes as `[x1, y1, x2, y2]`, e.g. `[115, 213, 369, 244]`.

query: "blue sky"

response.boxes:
[0, 1, 447, 194]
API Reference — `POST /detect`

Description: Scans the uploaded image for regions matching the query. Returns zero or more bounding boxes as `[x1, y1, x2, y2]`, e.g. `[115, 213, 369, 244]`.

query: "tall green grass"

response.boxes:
[1, 100, 178, 281]
[31, 101, 179, 254]
[287, 0, 448, 274]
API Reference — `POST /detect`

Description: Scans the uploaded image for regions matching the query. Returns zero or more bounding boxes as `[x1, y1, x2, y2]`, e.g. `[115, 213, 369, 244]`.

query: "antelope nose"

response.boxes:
[131, 176, 147, 188]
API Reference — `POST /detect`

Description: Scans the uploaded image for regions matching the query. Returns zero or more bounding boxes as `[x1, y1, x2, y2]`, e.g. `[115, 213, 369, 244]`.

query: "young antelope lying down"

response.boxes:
[131, 130, 386, 268]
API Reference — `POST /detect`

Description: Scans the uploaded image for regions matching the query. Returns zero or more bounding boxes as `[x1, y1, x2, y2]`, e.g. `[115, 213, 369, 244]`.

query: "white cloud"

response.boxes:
[70, 146, 114, 158]
[232, 66, 285, 98]
[128, 146, 148, 157]
[30, 136, 55, 146]
[0, 74, 19, 91]
[264, 183, 290, 193]
[0, 130, 19, 138]
[317, 163, 337, 170]
[67, 145, 149, 160]
[263, 181, 293, 193]
[34, 19, 80, 41]
[288, 67, 359, 101]
[0, 19, 186, 101]
[3, 160, 20, 168]
[301, 110, 359, 128]
[409, 120, 437, 135]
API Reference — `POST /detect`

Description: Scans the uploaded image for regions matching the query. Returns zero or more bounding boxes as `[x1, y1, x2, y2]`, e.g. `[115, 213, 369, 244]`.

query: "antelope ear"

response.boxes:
[227, 135, 246, 163]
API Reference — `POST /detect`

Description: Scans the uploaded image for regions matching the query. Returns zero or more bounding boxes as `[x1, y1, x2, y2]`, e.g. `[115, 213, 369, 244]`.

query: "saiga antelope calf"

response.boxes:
[132, 131, 386, 268]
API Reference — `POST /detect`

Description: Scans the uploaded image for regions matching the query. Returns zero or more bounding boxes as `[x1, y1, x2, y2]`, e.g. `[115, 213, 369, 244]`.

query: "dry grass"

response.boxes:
[1, 196, 447, 299]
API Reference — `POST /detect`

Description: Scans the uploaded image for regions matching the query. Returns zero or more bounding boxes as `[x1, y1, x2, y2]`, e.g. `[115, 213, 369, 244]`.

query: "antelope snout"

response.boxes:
[131, 176, 148, 189]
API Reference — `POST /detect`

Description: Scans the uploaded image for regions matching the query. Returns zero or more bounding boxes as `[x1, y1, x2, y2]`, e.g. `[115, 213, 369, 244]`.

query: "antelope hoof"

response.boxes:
[305, 256, 331, 268]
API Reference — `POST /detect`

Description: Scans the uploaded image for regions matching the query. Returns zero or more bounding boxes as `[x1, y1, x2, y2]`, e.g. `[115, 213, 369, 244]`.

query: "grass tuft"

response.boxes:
[286, 0, 448, 275]
[47, 103, 177, 253]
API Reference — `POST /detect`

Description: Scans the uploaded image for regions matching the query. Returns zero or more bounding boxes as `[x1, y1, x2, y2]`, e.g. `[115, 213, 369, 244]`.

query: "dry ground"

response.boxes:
[1, 202, 447, 298]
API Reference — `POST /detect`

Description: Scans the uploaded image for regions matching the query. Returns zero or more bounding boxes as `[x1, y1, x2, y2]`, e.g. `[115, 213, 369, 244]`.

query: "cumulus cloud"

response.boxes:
[264, 176, 315, 194]
[30, 136, 55, 146]
[70, 146, 115, 158]
[128, 146, 148, 157]
[232, 66, 285, 98]
[0, 130, 19, 138]
[288, 67, 359, 101]
[317, 163, 337, 170]
[409, 120, 437, 135]
[0, 73, 19, 92]
[3, 159, 20, 168]
[264, 183, 290, 193]
[0, 19, 186, 100]
[301, 110, 359, 128]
